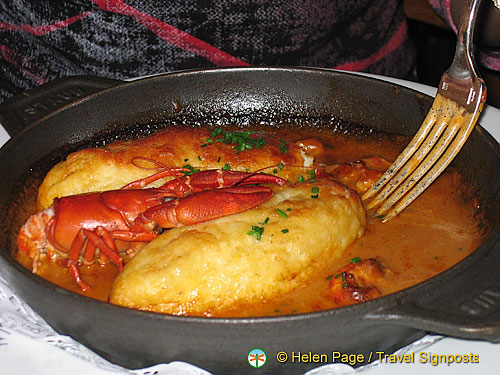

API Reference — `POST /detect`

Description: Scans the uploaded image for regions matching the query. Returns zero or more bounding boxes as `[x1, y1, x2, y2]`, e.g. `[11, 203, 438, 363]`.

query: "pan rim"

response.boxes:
[0, 66, 498, 327]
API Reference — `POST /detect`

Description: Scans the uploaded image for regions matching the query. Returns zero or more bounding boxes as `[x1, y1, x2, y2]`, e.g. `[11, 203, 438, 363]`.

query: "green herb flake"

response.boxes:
[197, 155, 202, 161]
[217, 156, 221, 163]
[247, 225, 265, 240]
[350, 257, 361, 264]
[309, 169, 316, 182]
[278, 162, 285, 170]
[286, 208, 292, 211]
[281, 229, 289, 234]
[210, 127, 225, 137]
[273, 168, 278, 174]
[181, 164, 201, 176]
[222, 163, 231, 171]
[259, 217, 270, 225]
[276, 208, 288, 218]
[326, 274, 334, 280]
[280, 139, 287, 154]
[341, 272, 348, 288]
[205, 137, 214, 144]
[311, 186, 319, 198]
[374, 213, 385, 219]
[207, 127, 267, 153]
[297, 174, 305, 183]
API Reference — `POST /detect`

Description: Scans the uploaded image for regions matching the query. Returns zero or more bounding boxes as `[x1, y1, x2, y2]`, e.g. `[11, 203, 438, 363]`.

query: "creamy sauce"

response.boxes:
[14, 126, 483, 316]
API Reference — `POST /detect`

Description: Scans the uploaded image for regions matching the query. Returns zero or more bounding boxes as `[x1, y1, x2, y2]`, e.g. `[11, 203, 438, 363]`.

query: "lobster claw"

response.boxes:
[137, 185, 274, 228]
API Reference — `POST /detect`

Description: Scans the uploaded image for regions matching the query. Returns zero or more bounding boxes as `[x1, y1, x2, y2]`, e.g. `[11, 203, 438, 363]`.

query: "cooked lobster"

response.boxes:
[18, 166, 286, 291]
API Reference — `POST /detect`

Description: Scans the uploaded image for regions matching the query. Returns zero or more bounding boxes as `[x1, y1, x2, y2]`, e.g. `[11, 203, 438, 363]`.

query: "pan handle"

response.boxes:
[367, 237, 500, 342]
[0, 76, 123, 137]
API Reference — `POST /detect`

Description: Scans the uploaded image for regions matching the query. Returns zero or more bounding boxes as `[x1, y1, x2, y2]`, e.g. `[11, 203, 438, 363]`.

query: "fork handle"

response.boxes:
[447, 0, 482, 81]
[441, 0, 486, 113]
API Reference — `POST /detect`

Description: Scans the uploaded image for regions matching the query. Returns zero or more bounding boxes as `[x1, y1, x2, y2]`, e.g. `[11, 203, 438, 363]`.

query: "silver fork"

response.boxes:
[362, 0, 487, 222]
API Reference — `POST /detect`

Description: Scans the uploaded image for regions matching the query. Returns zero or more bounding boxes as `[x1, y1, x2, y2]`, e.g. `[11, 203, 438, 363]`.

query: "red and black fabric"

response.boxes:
[0, 0, 416, 103]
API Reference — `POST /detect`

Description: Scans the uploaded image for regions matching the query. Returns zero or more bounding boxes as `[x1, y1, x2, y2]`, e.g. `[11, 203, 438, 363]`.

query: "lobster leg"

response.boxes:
[67, 230, 92, 291]
[68, 261, 91, 292]
[136, 185, 274, 228]
[82, 228, 124, 270]
[64, 227, 125, 291]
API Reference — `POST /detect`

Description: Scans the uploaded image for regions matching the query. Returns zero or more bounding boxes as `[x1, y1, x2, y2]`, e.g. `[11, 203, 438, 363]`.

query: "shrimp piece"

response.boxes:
[325, 156, 391, 194]
[329, 258, 388, 306]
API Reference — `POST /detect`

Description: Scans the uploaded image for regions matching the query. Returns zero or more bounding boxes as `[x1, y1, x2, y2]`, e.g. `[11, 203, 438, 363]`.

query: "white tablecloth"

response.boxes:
[1, 72, 499, 375]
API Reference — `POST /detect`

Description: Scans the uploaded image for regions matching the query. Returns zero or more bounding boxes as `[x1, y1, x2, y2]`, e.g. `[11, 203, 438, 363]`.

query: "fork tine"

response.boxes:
[363, 97, 458, 208]
[363, 0, 486, 222]
[361, 106, 438, 202]
[376, 104, 482, 222]
[374, 115, 461, 215]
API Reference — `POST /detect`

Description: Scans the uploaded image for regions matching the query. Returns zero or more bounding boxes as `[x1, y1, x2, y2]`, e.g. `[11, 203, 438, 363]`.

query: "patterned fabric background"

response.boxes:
[0, 0, 416, 103]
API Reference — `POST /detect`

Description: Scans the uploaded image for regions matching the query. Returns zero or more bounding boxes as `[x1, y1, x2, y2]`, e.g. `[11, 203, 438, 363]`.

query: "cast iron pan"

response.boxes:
[0, 68, 498, 375]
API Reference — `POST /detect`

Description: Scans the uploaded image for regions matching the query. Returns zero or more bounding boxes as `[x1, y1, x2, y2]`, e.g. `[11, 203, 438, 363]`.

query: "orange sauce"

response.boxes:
[14, 126, 483, 315]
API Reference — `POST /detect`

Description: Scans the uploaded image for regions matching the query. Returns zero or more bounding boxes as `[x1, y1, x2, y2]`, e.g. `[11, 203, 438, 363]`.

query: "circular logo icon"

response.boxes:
[248, 348, 267, 368]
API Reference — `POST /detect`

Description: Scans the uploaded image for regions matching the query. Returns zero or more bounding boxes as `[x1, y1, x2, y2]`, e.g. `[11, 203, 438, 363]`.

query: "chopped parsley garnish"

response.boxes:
[181, 164, 200, 176]
[210, 127, 225, 137]
[273, 169, 278, 174]
[217, 156, 221, 163]
[350, 257, 361, 264]
[247, 225, 265, 240]
[326, 274, 334, 280]
[278, 162, 285, 170]
[276, 208, 288, 218]
[341, 272, 348, 288]
[197, 155, 202, 161]
[281, 229, 289, 234]
[297, 174, 305, 183]
[309, 169, 316, 182]
[222, 163, 231, 171]
[206, 127, 267, 153]
[311, 186, 319, 198]
[280, 139, 287, 154]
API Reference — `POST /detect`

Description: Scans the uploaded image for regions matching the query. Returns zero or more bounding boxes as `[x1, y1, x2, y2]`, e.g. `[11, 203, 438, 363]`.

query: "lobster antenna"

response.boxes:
[122, 156, 190, 190]
[229, 162, 317, 186]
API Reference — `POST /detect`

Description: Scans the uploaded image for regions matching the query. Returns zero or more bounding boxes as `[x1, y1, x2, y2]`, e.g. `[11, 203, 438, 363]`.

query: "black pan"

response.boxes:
[0, 68, 498, 375]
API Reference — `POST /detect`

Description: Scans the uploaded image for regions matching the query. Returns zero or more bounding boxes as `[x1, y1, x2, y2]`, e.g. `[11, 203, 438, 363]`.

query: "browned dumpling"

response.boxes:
[37, 126, 312, 210]
[110, 181, 365, 316]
